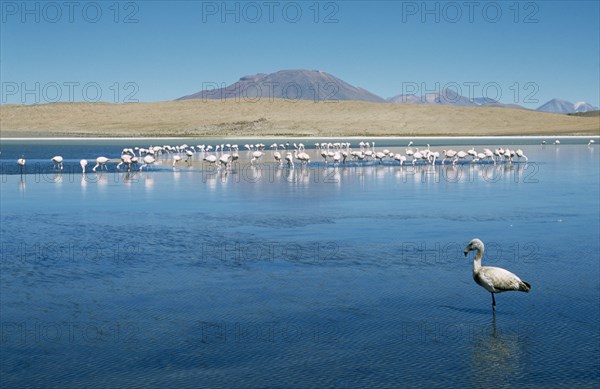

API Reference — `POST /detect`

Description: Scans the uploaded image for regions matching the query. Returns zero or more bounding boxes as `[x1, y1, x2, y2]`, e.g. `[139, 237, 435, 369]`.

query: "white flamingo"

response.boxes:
[172, 155, 182, 167]
[17, 155, 26, 176]
[117, 154, 134, 171]
[454, 151, 468, 165]
[93, 156, 109, 172]
[203, 155, 218, 166]
[219, 153, 233, 169]
[185, 149, 194, 162]
[251, 151, 264, 165]
[139, 155, 155, 171]
[51, 156, 64, 170]
[464, 238, 531, 311]
[393, 153, 406, 166]
[80, 159, 88, 173]
[483, 148, 495, 164]
[274, 151, 282, 165]
[442, 150, 456, 165]
[515, 149, 528, 162]
[412, 149, 423, 165]
[285, 152, 294, 168]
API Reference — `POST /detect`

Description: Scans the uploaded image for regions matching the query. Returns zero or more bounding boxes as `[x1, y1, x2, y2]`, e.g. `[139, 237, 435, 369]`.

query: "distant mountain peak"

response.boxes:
[177, 69, 385, 103]
[388, 89, 523, 109]
[537, 99, 598, 114]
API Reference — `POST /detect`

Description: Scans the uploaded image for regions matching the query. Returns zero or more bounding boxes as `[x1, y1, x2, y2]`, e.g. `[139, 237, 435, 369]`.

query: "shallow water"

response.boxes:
[1, 139, 599, 387]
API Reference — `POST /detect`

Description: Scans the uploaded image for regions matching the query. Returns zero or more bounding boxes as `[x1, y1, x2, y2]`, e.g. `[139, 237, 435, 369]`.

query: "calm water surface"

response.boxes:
[1, 139, 598, 387]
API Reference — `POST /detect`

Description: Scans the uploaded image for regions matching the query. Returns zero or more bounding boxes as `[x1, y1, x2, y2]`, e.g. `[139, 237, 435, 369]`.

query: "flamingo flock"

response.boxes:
[12, 138, 597, 174]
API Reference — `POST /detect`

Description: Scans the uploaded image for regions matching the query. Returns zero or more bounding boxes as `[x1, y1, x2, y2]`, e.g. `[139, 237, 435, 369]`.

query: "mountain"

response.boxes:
[574, 101, 597, 113]
[537, 99, 598, 114]
[177, 69, 385, 103]
[388, 89, 526, 109]
[388, 88, 477, 106]
[537, 99, 575, 114]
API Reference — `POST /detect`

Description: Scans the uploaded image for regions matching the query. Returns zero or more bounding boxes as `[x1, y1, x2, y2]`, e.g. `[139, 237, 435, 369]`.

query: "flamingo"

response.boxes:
[139, 155, 156, 171]
[412, 149, 423, 165]
[454, 150, 468, 165]
[483, 148, 495, 164]
[320, 147, 329, 164]
[285, 152, 294, 168]
[172, 155, 182, 167]
[294, 150, 311, 165]
[273, 151, 282, 165]
[51, 156, 64, 170]
[588, 140, 595, 146]
[554, 140, 560, 145]
[80, 159, 88, 173]
[117, 154, 134, 171]
[93, 156, 109, 172]
[203, 155, 218, 166]
[393, 153, 406, 166]
[467, 147, 477, 160]
[442, 149, 456, 165]
[17, 155, 26, 176]
[333, 152, 342, 166]
[185, 149, 194, 162]
[251, 151, 264, 165]
[474, 152, 486, 163]
[464, 239, 531, 311]
[219, 154, 232, 169]
[515, 149, 528, 162]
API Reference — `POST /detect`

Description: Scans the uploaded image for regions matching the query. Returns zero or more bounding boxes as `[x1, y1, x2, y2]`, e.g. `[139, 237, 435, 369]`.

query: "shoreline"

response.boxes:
[2, 135, 599, 141]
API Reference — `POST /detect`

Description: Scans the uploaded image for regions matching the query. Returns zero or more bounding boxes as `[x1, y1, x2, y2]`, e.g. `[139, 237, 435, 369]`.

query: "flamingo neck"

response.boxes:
[473, 247, 483, 272]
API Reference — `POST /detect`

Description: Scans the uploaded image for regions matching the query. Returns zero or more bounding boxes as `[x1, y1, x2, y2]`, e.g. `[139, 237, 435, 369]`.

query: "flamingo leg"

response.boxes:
[492, 293, 496, 311]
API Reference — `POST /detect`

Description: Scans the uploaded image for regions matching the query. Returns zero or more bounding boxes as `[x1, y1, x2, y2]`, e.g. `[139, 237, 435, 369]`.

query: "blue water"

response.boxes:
[1, 139, 599, 387]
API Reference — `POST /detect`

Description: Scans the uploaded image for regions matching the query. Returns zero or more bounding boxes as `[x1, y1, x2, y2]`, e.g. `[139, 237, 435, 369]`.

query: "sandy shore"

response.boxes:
[1, 99, 598, 138]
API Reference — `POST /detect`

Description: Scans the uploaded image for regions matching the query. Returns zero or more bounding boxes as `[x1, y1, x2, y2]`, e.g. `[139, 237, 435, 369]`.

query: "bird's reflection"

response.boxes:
[18, 177, 26, 195]
[470, 313, 527, 387]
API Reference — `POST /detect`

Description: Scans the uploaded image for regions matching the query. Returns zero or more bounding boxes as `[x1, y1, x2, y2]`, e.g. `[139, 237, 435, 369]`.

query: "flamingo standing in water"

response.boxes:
[412, 149, 423, 165]
[393, 153, 406, 166]
[251, 151, 264, 165]
[515, 149, 528, 162]
[51, 156, 64, 170]
[454, 150, 468, 165]
[80, 159, 88, 173]
[17, 155, 26, 176]
[285, 152, 294, 168]
[442, 150, 457, 165]
[172, 155, 182, 167]
[219, 153, 233, 169]
[464, 239, 531, 311]
[139, 155, 156, 171]
[203, 155, 218, 166]
[93, 156, 109, 172]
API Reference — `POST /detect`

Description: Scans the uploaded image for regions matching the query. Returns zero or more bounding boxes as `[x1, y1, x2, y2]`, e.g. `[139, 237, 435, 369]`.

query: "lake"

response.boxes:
[1, 137, 598, 387]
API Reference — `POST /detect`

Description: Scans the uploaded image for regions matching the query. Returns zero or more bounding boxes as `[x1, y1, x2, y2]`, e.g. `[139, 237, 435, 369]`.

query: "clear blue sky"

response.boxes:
[1, 0, 599, 108]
